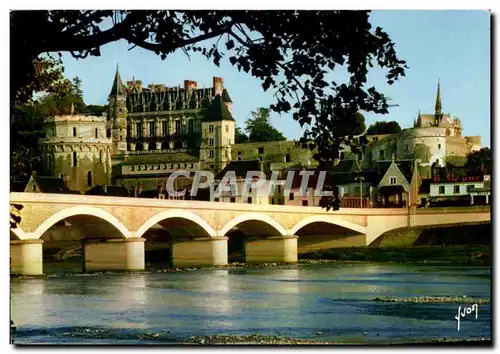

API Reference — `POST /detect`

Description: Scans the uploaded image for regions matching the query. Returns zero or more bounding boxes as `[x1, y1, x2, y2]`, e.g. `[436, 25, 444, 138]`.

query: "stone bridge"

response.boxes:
[10, 192, 490, 275]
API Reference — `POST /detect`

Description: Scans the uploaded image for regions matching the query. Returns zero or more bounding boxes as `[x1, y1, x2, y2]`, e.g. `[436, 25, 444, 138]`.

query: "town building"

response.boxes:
[37, 72, 485, 205]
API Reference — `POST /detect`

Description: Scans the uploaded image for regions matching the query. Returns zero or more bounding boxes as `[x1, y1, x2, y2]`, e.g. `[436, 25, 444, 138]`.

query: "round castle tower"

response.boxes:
[39, 104, 113, 193]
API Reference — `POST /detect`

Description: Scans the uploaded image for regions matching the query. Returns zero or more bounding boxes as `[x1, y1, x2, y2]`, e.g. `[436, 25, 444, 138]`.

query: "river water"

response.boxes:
[10, 263, 491, 344]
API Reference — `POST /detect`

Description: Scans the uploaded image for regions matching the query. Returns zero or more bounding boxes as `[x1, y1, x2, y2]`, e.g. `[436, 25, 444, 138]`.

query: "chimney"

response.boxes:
[212, 77, 224, 97]
[184, 80, 198, 90]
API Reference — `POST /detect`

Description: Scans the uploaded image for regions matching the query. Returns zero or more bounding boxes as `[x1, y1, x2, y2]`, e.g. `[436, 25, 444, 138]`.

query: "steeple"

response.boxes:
[435, 79, 442, 119]
[109, 64, 126, 97]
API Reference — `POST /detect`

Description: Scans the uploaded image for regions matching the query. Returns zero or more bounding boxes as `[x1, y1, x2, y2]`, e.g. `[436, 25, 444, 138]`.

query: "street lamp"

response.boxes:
[355, 176, 365, 209]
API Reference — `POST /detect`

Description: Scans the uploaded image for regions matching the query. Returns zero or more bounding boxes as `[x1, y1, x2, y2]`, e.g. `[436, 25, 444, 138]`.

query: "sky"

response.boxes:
[59, 10, 491, 147]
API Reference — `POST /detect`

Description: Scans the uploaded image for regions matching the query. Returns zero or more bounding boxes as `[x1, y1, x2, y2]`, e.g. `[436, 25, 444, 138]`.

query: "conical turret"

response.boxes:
[109, 64, 126, 97]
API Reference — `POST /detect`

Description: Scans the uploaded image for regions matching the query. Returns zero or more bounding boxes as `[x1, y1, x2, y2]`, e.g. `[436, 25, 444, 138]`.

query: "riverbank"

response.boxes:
[299, 244, 491, 266]
[184, 334, 492, 345]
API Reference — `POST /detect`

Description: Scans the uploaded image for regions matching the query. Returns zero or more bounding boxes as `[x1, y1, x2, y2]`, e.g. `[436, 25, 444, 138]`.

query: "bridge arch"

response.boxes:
[33, 206, 132, 239]
[136, 210, 217, 238]
[219, 213, 287, 237]
[10, 227, 25, 240]
[290, 215, 366, 235]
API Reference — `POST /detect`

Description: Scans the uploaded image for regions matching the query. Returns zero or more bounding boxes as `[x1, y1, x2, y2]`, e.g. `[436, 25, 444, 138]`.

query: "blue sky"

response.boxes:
[59, 10, 491, 147]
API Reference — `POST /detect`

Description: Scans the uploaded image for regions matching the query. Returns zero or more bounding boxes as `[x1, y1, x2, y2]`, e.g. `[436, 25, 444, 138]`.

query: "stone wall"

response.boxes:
[232, 141, 316, 168]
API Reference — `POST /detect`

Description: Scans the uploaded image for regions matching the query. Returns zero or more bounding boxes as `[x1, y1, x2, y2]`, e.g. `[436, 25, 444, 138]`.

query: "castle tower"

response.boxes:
[39, 108, 112, 193]
[434, 79, 443, 125]
[108, 65, 128, 154]
[200, 94, 235, 171]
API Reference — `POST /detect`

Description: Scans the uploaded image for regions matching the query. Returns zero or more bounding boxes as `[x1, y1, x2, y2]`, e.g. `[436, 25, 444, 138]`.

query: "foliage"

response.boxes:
[351, 112, 366, 135]
[10, 204, 24, 229]
[366, 120, 402, 135]
[87, 104, 108, 116]
[235, 126, 249, 143]
[245, 108, 286, 142]
[413, 143, 431, 163]
[466, 147, 491, 174]
[12, 55, 73, 106]
[11, 10, 407, 210]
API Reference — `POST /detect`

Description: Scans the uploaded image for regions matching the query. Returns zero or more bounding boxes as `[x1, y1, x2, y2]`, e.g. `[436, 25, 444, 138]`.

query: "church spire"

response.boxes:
[435, 79, 442, 118]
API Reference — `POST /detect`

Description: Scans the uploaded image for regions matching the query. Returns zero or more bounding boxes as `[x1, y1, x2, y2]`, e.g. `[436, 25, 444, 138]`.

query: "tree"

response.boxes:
[366, 120, 402, 135]
[235, 126, 249, 143]
[413, 143, 431, 163]
[87, 104, 108, 116]
[466, 147, 491, 174]
[11, 10, 407, 210]
[352, 112, 366, 135]
[245, 108, 286, 142]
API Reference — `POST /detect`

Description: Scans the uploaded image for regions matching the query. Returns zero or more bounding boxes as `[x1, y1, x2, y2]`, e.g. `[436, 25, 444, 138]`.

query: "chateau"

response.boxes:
[39, 70, 481, 198]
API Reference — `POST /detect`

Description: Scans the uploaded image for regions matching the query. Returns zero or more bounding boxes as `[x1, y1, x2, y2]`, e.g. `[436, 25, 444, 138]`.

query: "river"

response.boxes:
[10, 263, 491, 344]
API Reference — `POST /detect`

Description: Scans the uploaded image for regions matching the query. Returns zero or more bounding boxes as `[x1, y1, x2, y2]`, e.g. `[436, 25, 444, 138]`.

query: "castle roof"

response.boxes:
[26, 176, 80, 194]
[202, 94, 235, 122]
[109, 66, 126, 97]
[121, 152, 199, 165]
[215, 159, 271, 180]
[85, 185, 130, 197]
[222, 89, 233, 103]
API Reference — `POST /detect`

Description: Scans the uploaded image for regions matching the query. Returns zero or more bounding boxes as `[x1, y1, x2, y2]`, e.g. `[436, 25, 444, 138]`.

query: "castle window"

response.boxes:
[248, 197, 252, 204]
[209, 125, 214, 133]
[238, 151, 242, 156]
[379, 149, 385, 160]
[136, 123, 143, 138]
[95, 128, 99, 139]
[73, 127, 77, 137]
[209, 138, 214, 146]
[162, 121, 168, 136]
[148, 142, 156, 150]
[285, 153, 291, 163]
[209, 150, 214, 158]
[73, 151, 77, 167]
[238, 157, 242, 161]
[131, 166, 135, 171]
[87, 171, 92, 187]
[230, 197, 236, 203]
[258, 147, 264, 154]
[289, 192, 294, 201]
[136, 142, 144, 151]
[225, 125, 229, 132]
[210, 164, 214, 169]
[454, 185, 460, 194]
[389, 177, 397, 185]
[302, 200, 308, 207]
[106, 129, 111, 138]
[439, 186, 445, 194]
[438, 144, 441, 150]
[175, 120, 181, 135]
[149, 122, 156, 138]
